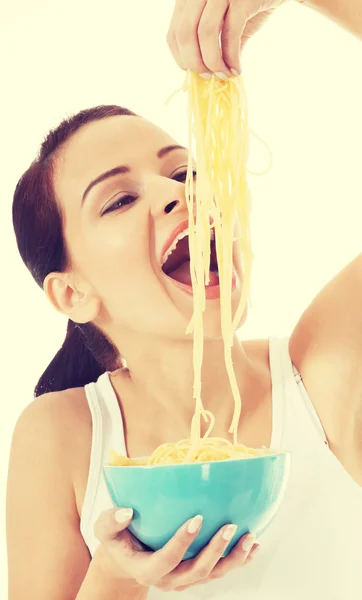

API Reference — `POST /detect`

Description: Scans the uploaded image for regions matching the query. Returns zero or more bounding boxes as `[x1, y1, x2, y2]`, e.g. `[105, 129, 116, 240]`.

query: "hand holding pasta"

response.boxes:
[167, 0, 285, 78]
[94, 507, 259, 592]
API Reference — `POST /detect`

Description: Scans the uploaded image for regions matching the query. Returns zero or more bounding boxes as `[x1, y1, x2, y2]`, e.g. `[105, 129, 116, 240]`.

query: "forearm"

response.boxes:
[76, 547, 148, 600]
[299, 0, 362, 37]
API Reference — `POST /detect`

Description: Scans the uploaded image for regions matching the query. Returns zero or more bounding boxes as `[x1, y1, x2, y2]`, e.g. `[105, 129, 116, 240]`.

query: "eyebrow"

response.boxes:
[157, 144, 186, 159]
[82, 144, 187, 204]
[82, 166, 130, 204]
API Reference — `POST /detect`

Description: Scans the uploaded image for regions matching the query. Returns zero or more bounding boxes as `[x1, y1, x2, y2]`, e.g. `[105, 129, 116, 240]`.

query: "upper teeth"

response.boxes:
[161, 229, 189, 266]
[161, 227, 215, 266]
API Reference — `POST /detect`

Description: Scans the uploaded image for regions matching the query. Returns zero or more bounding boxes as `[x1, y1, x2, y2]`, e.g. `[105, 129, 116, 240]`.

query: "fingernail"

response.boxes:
[223, 524, 238, 541]
[115, 508, 133, 523]
[242, 534, 255, 552]
[200, 73, 212, 80]
[231, 68, 240, 77]
[215, 72, 229, 81]
[188, 515, 203, 534]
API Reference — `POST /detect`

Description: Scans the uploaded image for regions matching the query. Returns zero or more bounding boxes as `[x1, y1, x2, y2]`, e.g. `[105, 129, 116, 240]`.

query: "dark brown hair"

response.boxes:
[12, 105, 137, 397]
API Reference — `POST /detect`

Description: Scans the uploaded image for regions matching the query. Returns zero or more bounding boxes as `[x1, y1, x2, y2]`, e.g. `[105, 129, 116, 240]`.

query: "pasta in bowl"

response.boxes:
[103, 446, 291, 560]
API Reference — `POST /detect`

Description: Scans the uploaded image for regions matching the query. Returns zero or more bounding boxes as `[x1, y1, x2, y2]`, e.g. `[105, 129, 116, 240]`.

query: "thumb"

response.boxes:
[94, 507, 133, 543]
[240, 10, 275, 52]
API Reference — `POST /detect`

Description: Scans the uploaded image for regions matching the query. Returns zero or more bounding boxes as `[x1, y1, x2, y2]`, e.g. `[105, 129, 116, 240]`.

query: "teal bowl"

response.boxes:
[103, 452, 291, 560]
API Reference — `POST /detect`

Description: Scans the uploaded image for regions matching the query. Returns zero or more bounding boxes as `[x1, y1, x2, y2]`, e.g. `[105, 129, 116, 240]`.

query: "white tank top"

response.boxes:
[80, 337, 362, 599]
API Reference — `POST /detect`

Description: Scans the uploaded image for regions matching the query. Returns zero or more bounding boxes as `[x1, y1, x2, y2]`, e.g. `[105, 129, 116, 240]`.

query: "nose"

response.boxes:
[149, 176, 188, 218]
[164, 200, 180, 214]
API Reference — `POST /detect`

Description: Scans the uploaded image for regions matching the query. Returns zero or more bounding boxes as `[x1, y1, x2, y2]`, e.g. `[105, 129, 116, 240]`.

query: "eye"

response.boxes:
[172, 168, 197, 183]
[101, 194, 137, 216]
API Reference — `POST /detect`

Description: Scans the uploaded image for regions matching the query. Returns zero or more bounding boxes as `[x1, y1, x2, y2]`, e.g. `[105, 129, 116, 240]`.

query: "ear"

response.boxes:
[43, 272, 101, 324]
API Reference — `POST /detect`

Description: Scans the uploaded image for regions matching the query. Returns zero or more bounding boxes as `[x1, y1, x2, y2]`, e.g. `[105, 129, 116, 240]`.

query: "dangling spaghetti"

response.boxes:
[184, 71, 252, 449]
[110, 73, 270, 468]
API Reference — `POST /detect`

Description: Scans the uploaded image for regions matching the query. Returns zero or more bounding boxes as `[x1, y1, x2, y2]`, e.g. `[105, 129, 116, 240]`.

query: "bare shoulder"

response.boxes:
[11, 386, 92, 514]
[13, 386, 91, 449]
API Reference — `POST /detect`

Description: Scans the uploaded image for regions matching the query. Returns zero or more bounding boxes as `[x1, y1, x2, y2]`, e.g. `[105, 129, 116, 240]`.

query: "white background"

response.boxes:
[1, 1, 361, 597]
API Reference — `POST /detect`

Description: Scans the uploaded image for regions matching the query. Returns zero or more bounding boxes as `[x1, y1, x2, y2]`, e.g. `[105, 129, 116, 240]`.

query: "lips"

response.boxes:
[162, 269, 237, 300]
[161, 220, 190, 265]
[159, 219, 238, 299]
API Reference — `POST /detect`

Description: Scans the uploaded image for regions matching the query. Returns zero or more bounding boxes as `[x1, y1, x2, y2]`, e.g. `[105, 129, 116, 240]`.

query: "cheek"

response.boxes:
[68, 217, 187, 334]
[79, 223, 162, 321]
[85, 232, 148, 292]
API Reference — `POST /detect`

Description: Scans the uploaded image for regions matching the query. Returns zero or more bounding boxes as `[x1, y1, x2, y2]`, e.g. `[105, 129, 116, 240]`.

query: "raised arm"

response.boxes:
[300, 0, 362, 37]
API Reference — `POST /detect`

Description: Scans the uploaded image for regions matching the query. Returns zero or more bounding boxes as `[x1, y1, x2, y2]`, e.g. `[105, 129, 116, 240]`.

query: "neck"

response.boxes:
[110, 328, 263, 438]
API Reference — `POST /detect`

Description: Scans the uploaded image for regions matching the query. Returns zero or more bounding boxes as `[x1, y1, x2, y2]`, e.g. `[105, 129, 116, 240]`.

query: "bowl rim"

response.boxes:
[104, 450, 291, 470]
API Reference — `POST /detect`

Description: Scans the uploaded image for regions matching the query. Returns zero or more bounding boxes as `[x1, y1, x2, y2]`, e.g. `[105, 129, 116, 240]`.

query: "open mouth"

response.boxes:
[161, 229, 219, 287]
[160, 226, 233, 299]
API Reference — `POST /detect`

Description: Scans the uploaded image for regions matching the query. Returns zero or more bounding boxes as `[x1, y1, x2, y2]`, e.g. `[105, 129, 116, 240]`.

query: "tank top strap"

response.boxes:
[80, 377, 105, 540]
[268, 336, 287, 448]
[96, 371, 128, 456]
[80, 372, 127, 542]
[269, 336, 328, 449]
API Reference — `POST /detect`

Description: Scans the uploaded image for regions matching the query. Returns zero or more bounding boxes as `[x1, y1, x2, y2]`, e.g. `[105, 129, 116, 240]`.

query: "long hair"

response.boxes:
[12, 105, 137, 397]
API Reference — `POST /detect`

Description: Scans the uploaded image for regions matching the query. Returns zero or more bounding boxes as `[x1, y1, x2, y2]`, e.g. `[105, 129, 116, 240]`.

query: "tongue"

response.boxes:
[168, 261, 219, 287]
[207, 271, 219, 287]
[169, 261, 192, 285]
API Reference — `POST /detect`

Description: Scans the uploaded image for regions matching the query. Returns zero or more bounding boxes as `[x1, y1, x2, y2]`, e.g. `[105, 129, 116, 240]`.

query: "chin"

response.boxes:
[204, 286, 245, 339]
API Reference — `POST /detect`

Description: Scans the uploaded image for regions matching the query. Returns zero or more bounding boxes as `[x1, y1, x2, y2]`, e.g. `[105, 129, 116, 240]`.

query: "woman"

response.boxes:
[6, 1, 362, 599]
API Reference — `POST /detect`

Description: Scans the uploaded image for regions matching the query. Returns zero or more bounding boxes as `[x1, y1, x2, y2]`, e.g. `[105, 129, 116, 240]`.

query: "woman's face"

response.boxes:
[53, 115, 242, 341]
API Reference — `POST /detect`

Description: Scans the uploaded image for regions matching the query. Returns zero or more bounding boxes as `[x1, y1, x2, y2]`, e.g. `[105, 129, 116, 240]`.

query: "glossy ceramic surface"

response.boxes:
[103, 452, 291, 559]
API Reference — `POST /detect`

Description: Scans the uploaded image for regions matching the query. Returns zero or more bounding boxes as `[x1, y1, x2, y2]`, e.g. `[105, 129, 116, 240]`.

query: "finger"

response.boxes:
[221, 1, 250, 74]
[206, 533, 257, 579]
[166, 0, 187, 70]
[148, 515, 204, 581]
[156, 523, 238, 591]
[173, 540, 259, 592]
[245, 543, 260, 563]
[187, 523, 239, 582]
[197, 0, 232, 78]
[93, 507, 133, 543]
[175, 0, 214, 77]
